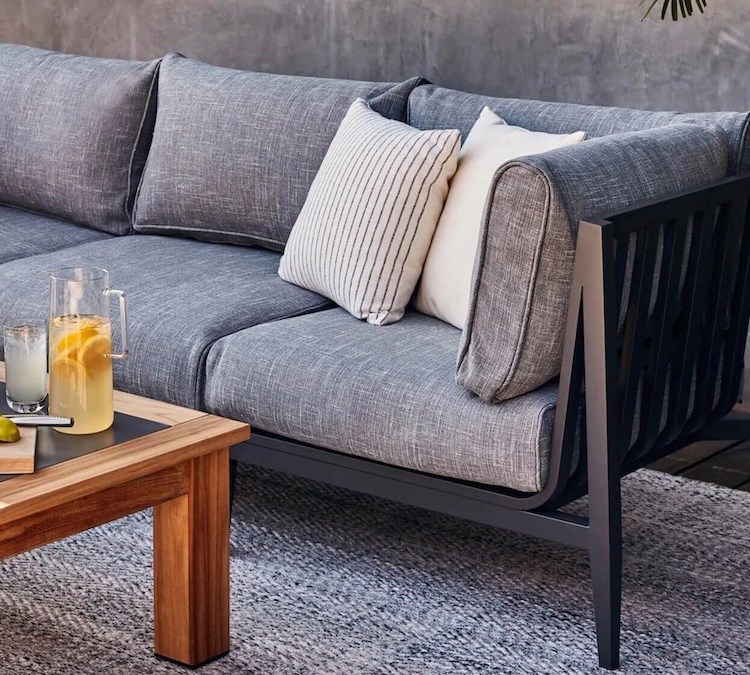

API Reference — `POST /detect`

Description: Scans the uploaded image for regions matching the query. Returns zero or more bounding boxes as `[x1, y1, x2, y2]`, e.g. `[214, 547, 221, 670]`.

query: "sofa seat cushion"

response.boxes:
[0, 207, 111, 264]
[0, 43, 160, 234]
[205, 308, 558, 493]
[0, 236, 331, 408]
[133, 53, 425, 251]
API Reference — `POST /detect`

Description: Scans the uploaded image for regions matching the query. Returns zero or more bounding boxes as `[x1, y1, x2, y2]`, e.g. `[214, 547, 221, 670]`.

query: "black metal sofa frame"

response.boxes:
[230, 173, 750, 669]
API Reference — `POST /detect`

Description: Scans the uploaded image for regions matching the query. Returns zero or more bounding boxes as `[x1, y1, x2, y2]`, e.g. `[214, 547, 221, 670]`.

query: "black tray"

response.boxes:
[0, 381, 167, 480]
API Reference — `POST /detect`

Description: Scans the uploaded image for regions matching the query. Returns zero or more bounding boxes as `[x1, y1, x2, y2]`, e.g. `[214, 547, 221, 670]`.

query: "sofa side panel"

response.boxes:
[0, 43, 160, 235]
[458, 124, 730, 403]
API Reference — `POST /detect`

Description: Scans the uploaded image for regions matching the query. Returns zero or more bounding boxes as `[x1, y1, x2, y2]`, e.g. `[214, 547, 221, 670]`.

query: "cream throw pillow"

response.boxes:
[279, 99, 460, 325]
[416, 107, 586, 329]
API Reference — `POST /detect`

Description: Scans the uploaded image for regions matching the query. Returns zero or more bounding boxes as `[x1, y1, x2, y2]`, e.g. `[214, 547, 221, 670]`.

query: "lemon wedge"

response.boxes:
[51, 356, 86, 382]
[0, 416, 20, 443]
[55, 325, 98, 356]
[77, 334, 112, 375]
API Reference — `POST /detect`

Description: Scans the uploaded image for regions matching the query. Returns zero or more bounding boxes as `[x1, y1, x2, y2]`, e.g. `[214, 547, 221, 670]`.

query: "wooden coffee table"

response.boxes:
[0, 362, 250, 667]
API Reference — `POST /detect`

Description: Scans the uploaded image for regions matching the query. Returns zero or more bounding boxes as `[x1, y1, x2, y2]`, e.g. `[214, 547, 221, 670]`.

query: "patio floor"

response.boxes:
[650, 403, 750, 491]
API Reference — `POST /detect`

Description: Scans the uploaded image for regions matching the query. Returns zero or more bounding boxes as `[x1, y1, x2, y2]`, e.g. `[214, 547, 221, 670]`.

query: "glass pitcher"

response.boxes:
[48, 268, 129, 434]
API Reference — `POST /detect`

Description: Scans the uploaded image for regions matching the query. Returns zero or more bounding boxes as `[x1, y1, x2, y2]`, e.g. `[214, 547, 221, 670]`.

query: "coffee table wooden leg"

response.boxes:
[153, 447, 230, 666]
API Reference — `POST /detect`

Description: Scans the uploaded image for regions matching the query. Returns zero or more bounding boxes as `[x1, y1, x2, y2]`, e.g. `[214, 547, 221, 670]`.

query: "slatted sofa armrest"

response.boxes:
[552, 173, 750, 507]
[457, 123, 731, 408]
[543, 174, 750, 671]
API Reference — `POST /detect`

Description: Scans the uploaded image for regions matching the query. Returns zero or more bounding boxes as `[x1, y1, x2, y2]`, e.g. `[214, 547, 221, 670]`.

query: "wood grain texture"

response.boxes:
[114, 390, 206, 426]
[154, 448, 231, 666]
[0, 426, 35, 473]
[0, 360, 249, 666]
[0, 464, 189, 559]
[0, 415, 248, 525]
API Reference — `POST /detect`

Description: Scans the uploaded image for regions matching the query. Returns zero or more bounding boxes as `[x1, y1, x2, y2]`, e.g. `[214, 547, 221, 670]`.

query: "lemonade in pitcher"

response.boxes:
[49, 315, 114, 434]
[48, 268, 128, 435]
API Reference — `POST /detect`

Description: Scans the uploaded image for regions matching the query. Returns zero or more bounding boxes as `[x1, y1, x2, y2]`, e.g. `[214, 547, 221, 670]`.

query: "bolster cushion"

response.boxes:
[458, 123, 730, 403]
[133, 53, 425, 251]
[0, 43, 160, 234]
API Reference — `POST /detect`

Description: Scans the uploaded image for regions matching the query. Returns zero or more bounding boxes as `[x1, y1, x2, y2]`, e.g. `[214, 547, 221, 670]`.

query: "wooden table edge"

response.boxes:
[0, 414, 249, 520]
[0, 361, 249, 667]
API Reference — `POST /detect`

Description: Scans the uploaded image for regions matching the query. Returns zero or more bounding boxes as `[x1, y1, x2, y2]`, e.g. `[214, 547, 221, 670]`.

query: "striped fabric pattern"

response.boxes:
[279, 99, 460, 325]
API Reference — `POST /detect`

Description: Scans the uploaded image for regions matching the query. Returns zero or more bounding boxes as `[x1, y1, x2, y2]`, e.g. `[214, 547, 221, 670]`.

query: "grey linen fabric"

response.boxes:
[205, 308, 558, 492]
[133, 53, 424, 250]
[0, 236, 331, 407]
[0, 207, 111, 264]
[408, 85, 750, 174]
[456, 123, 729, 403]
[0, 43, 160, 234]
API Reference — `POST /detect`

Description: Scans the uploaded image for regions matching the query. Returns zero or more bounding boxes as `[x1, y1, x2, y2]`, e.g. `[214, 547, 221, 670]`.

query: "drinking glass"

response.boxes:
[3, 319, 48, 413]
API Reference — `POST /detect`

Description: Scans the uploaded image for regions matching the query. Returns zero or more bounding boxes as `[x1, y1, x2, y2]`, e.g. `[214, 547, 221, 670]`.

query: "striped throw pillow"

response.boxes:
[279, 99, 460, 325]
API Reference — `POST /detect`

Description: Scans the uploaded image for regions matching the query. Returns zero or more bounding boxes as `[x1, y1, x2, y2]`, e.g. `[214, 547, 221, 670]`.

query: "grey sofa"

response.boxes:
[2, 42, 750, 670]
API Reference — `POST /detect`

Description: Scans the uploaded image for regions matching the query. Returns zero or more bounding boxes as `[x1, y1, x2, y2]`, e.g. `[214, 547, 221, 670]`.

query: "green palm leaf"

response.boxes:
[640, 0, 707, 20]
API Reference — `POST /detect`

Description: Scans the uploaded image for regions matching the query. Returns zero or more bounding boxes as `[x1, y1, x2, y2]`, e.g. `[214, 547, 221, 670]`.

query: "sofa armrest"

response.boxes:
[563, 173, 750, 484]
[457, 123, 730, 403]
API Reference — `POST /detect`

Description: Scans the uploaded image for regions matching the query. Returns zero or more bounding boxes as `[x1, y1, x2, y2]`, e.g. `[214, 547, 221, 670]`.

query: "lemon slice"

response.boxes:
[51, 356, 86, 382]
[55, 344, 78, 362]
[77, 334, 111, 375]
[55, 325, 98, 355]
[0, 416, 20, 443]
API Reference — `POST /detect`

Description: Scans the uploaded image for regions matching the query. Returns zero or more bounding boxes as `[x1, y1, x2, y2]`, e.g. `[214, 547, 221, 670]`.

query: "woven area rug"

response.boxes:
[0, 465, 748, 674]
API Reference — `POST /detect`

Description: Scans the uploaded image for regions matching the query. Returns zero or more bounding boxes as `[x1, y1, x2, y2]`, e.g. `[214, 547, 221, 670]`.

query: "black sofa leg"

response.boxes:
[589, 473, 623, 670]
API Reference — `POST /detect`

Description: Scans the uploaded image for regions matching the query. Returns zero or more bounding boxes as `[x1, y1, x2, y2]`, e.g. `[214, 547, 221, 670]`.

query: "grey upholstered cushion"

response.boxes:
[205, 308, 558, 493]
[134, 53, 424, 250]
[0, 236, 331, 407]
[0, 206, 111, 264]
[456, 123, 729, 403]
[0, 43, 160, 234]
[408, 85, 750, 174]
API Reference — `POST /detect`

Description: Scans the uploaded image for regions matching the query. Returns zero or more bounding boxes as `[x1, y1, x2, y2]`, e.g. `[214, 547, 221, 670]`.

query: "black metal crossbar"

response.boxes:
[231, 172, 750, 670]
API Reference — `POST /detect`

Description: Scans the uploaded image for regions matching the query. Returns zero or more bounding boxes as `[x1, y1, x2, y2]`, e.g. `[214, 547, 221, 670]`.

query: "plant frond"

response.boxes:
[641, 0, 707, 20]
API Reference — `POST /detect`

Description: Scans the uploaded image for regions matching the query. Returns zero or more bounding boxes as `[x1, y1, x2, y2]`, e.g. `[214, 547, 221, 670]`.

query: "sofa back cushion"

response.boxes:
[0, 43, 160, 235]
[133, 54, 424, 251]
[407, 85, 737, 402]
[408, 85, 750, 174]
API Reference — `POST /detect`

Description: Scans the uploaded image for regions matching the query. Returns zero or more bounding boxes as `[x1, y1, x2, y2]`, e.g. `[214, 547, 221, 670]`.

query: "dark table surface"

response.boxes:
[0, 381, 166, 481]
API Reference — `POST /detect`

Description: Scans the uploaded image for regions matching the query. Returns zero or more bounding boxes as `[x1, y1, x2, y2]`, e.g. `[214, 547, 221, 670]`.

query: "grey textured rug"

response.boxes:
[0, 466, 748, 674]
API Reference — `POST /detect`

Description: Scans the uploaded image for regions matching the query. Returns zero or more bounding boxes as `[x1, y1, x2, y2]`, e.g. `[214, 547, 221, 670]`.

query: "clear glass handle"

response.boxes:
[105, 288, 129, 360]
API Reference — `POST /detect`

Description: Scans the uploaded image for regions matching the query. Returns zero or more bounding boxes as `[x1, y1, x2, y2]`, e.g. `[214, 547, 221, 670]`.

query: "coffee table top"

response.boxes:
[0, 361, 249, 528]
[0, 381, 169, 480]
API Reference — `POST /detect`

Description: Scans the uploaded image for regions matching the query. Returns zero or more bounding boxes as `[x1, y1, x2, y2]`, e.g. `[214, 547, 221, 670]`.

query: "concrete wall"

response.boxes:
[1, 0, 748, 111]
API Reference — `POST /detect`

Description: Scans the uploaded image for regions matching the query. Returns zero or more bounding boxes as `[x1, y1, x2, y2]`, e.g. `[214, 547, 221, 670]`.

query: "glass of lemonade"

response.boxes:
[48, 268, 129, 435]
[3, 319, 47, 413]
